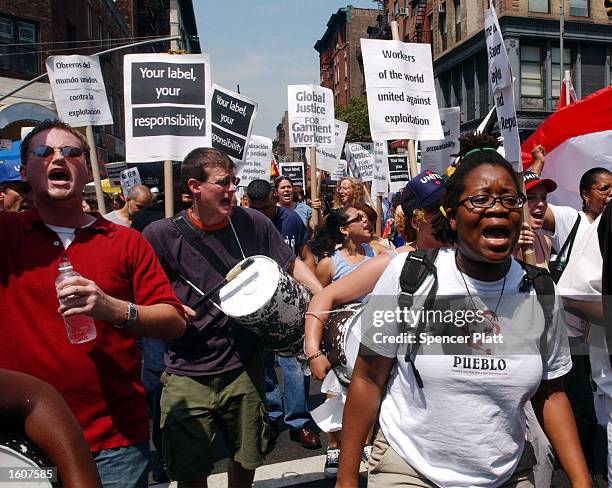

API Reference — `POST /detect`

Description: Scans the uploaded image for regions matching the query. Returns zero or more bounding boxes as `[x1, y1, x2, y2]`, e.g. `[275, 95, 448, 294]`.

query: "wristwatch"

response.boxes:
[114, 301, 138, 329]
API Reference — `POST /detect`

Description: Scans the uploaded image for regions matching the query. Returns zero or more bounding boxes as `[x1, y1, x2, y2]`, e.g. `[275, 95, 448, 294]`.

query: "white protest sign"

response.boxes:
[105, 161, 128, 188]
[119, 167, 141, 199]
[420, 107, 460, 174]
[306, 119, 348, 172]
[495, 84, 521, 168]
[330, 159, 347, 182]
[484, 5, 512, 92]
[360, 39, 443, 141]
[46, 55, 113, 127]
[388, 155, 411, 193]
[345, 142, 375, 182]
[372, 141, 389, 196]
[239, 135, 273, 187]
[124, 53, 211, 162]
[279, 162, 306, 188]
[211, 84, 257, 164]
[287, 85, 335, 148]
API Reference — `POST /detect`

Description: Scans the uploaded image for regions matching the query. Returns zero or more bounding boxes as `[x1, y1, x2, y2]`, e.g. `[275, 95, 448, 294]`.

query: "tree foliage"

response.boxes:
[335, 95, 372, 143]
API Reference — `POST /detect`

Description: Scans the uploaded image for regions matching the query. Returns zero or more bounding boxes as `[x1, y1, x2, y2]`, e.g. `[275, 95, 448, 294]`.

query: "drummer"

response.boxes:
[143, 148, 321, 488]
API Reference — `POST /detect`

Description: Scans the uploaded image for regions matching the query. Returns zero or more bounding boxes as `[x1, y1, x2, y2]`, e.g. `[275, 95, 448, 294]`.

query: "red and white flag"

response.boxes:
[522, 86, 612, 209]
[557, 70, 577, 111]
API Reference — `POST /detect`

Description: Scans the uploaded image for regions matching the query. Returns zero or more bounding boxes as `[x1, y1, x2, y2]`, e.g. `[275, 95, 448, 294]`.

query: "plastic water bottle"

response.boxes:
[55, 261, 97, 344]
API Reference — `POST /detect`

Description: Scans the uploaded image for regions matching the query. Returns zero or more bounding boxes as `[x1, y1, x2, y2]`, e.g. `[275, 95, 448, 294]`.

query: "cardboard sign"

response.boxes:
[360, 39, 443, 141]
[120, 167, 141, 199]
[344, 142, 374, 182]
[420, 107, 460, 174]
[124, 54, 211, 162]
[279, 162, 305, 188]
[239, 135, 274, 187]
[330, 159, 347, 182]
[211, 84, 257, 163]
[287, 85, 335, 148]
[306, 119, 348, 172]
[388, 155, 410, 193]
[46, 55, 113, 127]
[484, 5, 512, 92]
[371, 141, 389, 196]
[105, 161, 128, 188]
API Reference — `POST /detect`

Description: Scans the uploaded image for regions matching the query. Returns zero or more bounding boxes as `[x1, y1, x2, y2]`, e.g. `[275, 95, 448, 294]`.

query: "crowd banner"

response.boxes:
[124, 53, 211, 163]
[344, 142, 375, 182]
[306, 119, 348, 172]
[484, 5, 521, 170]
[360, 38, 443, 144]
[330, 159, 347, 182]
[279, 162, 306, 189]
[420, 107, 460, 174]
[211, 84, 257, 164]
[388, 155, 411, 193]
[46, 55, 113, 127]
[105, 162, 128, 188]
[119, 166, 142, 199]
[239, 135, 274, 187]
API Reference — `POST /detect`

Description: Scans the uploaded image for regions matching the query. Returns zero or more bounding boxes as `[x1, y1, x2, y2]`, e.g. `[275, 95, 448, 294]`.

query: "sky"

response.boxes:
[194, 1, 379, 141]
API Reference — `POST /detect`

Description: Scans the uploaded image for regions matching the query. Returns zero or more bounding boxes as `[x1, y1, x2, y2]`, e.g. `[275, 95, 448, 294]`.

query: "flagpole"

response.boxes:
[309, 147, 319, 227]
[560, 2, 564, 95]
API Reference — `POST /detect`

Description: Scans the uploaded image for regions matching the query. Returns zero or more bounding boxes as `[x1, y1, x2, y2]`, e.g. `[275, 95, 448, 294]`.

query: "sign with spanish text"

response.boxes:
[372, 141, 389, 196]
[119, 167, 141, 199]
[484, 5, 512, 92]
[46, 55, 113, 127]
[388, 155, 410, 193]
[306, 119, 348, 172]
[420, 107, 460, 174]
[360, 39, 443, 141]
[124, 53, 211, 162]
[211, 84, 257, 163]
[279, 162, 305, 188]
[238, 135, 274, 187]
[345, 142, 375, 182]
[287, 85, 335, 148]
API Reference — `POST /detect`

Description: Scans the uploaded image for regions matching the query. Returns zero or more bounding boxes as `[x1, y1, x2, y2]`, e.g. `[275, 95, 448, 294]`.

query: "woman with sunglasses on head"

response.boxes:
[336, 134, 589, 488]
[333, 177, 367, 209]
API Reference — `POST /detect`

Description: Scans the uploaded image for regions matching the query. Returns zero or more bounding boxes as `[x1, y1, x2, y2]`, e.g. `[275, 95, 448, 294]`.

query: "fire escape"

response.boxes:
[413, 0, 428, 43]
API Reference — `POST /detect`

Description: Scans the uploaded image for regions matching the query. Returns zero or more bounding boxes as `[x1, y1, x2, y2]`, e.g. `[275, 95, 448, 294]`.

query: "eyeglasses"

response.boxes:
[590, 184, 611, 194]
[343, 211, 366, 226]
[458, 195, 525, 210]
[30, 145, 84, 159]
[205, 175, 240, 189]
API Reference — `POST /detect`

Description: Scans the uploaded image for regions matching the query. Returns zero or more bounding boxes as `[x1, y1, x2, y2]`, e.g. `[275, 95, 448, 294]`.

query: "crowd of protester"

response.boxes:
[0, 118, 611, 488]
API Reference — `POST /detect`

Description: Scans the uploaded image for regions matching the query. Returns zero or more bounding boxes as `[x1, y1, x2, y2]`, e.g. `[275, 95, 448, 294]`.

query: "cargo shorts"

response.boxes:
[160, 355, 269, 481]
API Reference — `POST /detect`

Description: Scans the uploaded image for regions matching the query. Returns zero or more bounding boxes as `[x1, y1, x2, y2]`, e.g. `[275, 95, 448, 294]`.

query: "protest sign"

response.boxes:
[360, 39, 443, 141]
[420, 107, 460, 174]
[484, 5, 512, 92]
[495, 84, 521, 168]
[279, 162, 305, 188]
[239, 135, 274, 187]
[287, 85, 335, 148]
[329, 159, 347, 182]
[120, 167, 141, 199]
[388, 155, 411, 193]
[211, 84, 257, 163]
[124, 54, 211, 162]
[46, 55, 113, 127]
[105, 162, 128, 188]
[371, 141, 389, 196]
[306, 119, 348, 172]
[345, 142, 374, 182]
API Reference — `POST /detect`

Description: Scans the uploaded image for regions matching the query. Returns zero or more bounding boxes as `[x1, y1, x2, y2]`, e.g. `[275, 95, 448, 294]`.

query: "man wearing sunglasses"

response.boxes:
[0, 119, 186, 488]
[143, 147, 322, 488]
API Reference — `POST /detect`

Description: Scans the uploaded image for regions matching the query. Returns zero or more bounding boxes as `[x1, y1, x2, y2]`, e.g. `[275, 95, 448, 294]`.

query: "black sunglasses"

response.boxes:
[343, 211, 366, 226]
[206, 175, 240, 188]
[30, 145, 85, 159]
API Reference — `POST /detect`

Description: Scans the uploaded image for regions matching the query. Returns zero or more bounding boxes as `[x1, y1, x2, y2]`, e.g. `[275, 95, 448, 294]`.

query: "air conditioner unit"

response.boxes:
[438, 3, 446, 13]
[398, 7, 409, 15]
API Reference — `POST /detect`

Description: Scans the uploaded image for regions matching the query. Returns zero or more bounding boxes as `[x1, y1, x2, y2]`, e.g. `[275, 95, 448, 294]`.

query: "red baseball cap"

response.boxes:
[523, 171, 557, 192]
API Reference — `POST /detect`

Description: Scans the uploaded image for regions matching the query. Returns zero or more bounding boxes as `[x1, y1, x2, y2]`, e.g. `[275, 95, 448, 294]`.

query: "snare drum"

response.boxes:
[323, 302, 364, 385]
[219, 255, 311, 356]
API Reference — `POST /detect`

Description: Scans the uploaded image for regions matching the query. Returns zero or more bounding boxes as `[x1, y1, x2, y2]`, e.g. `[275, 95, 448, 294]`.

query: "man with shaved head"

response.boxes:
[105, 184, 153, 227]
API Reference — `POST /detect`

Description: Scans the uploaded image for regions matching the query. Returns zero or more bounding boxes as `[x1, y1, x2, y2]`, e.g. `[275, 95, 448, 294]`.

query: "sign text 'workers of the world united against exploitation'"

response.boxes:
[287, 85, 335, 148]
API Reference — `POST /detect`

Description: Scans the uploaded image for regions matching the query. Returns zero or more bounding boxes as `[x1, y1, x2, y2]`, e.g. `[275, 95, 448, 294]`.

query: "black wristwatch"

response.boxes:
[114, 301, 138, 329]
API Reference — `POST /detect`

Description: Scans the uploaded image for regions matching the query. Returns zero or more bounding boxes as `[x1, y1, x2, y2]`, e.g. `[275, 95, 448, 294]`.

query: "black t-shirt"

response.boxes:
[143, 207, 294, 375]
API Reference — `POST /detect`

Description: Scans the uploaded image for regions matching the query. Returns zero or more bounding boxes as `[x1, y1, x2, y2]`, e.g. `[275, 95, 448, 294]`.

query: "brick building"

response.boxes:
[314, 6, 379, 107]
[273, 111, 305, 162]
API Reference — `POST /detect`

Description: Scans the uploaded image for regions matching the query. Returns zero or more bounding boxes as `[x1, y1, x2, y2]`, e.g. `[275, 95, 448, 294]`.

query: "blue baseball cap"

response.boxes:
[0, 160, 22, 183]
[400, 170, 445, 214]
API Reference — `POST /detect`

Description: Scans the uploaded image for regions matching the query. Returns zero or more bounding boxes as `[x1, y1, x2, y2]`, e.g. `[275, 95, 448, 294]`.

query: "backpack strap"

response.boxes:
[549, 213, 581, 283]
[398, 248, 440, 388]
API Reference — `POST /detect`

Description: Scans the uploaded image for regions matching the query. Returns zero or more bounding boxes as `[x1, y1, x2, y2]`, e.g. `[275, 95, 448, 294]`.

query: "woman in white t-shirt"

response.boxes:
[336, 135, 589, 488]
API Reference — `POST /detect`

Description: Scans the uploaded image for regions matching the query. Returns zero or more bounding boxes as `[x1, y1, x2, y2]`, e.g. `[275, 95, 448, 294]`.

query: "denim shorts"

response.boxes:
[92, 441, 149, 488]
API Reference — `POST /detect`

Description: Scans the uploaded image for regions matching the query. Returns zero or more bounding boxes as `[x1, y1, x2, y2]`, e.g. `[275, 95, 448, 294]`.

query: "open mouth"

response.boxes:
[220, 197, 232, 207]
[48, 168, 71, 183]
[481, 225, 510, 244]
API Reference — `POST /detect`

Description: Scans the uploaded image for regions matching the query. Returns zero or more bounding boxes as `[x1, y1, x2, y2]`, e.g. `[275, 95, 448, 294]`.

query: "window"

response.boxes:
[454, 0, 462, 42]
[428, 13, 433, 45]
[440, 14, 448, 51]
[520, 45, 543, 108]
[569, 0, 588, 16]
[440, 74, 452, 107]
[528, 0, 549, 13]
[464, 60, 475, 120]
[477, 53, 490, 117]
[87, 4, 93, 38]
[98, 18, 103, 47]
[581, 46, 606, 96]
[551, 47, 571, 99]
[0, 16, 37, 75]
[394, 0, 400, 16]
[452, 67, 463, 111]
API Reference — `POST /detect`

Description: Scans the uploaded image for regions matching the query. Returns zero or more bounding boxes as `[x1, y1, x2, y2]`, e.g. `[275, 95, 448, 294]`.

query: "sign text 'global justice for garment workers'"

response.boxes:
[344, 142, 375, 182]
[287, 85, 335, 148]
[46, 55, 113, 127]
[124, 53, 211, 162]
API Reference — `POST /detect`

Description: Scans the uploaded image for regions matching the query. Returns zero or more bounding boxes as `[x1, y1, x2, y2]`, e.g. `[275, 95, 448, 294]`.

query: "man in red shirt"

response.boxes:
[0, 119, 186, 488]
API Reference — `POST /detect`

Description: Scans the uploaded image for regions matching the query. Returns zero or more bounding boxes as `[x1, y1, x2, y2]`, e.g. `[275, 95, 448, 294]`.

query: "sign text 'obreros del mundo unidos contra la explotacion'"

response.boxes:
[123, 53, 211, 162]
[238, 135, 275, 188]
[287, 85, 335, 148]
